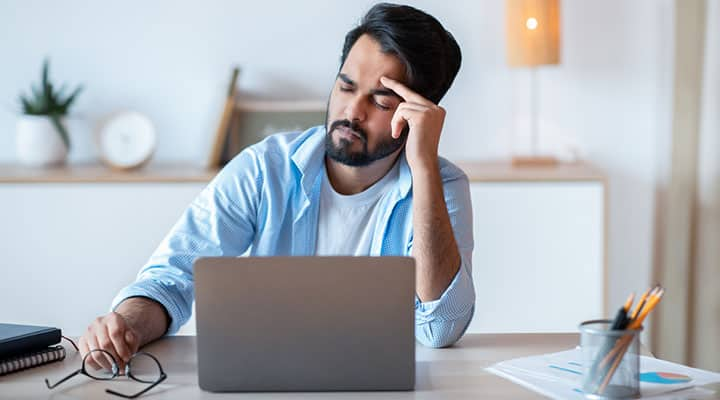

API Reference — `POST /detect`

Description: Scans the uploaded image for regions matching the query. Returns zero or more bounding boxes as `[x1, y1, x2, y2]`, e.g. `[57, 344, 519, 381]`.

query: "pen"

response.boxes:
[588, 292, 634, 384]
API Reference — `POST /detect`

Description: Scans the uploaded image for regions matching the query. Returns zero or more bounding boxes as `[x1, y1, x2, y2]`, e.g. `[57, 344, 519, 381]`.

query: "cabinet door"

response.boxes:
[467, 181, 604, 333]
[0, 183, 204, 336]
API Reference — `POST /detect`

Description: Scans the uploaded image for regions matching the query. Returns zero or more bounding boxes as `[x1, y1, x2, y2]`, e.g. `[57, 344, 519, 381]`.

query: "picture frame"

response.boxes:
[220, 100, 326, 165]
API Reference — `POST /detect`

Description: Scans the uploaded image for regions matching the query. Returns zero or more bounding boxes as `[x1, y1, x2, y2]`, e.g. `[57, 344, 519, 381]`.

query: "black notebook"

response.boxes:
[0, 323, 61, 360]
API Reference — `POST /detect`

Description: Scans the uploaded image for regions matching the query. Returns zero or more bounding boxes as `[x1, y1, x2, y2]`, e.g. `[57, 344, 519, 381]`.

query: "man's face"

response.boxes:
[325, 34, 408, 167]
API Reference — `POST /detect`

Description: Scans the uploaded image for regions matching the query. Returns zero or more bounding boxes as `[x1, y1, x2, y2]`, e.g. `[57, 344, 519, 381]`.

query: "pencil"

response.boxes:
[628, 288, 664, 329]
[629, 287, 651, 320]
[598, 288, 665, 370]
[597, 286, 665, 393]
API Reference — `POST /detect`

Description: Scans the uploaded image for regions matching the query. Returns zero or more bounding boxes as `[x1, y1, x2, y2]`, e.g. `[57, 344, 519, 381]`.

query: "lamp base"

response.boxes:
[511, 155, 559, 167]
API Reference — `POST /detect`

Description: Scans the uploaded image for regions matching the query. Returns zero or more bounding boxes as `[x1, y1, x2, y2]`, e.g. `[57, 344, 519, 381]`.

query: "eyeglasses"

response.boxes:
[45, 338, 167, 399]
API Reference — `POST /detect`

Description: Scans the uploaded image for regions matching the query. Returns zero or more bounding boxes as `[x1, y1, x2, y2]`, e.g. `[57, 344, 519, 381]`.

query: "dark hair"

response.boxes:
[340, 3, 462, 104]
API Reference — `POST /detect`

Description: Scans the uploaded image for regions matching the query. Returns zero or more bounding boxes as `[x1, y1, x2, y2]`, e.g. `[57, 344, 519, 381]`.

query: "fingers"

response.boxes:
[80, 313, 138, 373]
[106, 313, 134, 365]
[380, 76, 434, 107]
[391, 111, 407, 140]
[93, 317, 123, 371]
[125, 330, 139, 355]
[390, 104, 427, 139]
[78, 335, 101, 371]
[101, 323, 128, 373]
[397, 102, 430, 113]
[84, 328, 114, 371]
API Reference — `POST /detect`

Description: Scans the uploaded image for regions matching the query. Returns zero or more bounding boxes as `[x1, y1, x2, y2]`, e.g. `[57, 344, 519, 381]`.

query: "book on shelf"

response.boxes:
[207, 67, 241, 170]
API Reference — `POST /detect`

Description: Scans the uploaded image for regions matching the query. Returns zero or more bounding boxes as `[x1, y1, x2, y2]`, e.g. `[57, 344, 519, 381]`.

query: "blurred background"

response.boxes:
[0, 0, 717, 371]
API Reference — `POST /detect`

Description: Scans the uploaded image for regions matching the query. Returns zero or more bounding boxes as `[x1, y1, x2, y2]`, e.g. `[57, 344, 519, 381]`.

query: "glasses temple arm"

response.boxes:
[45, 369, 82, 389]
[105, 373, 167, 399]
[61, 336, 80, 352]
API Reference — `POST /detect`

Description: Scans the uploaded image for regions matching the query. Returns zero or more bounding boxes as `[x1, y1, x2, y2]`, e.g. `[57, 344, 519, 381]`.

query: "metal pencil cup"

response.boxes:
[579, 319, 642, 399]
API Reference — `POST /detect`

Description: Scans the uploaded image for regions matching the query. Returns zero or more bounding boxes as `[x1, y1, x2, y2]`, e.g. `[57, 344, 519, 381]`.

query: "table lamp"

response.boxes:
[506, 0, 561, 166]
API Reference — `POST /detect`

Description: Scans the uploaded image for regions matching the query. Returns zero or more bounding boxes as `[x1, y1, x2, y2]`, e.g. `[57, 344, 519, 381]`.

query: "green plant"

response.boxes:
[18, 59, 83, 149]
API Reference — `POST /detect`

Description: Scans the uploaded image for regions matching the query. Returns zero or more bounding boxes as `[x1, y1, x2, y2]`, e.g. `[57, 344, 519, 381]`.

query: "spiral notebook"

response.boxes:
[0, 345, 66, 376]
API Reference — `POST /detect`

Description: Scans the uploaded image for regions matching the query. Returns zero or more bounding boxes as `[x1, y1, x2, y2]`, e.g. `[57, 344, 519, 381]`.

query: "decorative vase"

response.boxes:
[15, 115, 69, 167]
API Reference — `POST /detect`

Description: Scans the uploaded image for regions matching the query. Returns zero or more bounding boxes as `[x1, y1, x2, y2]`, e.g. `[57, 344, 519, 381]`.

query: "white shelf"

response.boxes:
[235, 99, 326, 112]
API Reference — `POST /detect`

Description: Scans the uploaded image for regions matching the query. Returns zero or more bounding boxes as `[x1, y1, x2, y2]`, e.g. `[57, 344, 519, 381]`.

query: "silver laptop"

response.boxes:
[194, 256, 416, 392]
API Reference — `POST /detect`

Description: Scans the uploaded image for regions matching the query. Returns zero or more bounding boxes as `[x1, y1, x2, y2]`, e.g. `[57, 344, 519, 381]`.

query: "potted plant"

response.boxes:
[16, 59, 83, 166]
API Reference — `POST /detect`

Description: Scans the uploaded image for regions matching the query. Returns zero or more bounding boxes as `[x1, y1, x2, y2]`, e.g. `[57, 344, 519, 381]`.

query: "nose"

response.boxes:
[344, 95, 367, 123]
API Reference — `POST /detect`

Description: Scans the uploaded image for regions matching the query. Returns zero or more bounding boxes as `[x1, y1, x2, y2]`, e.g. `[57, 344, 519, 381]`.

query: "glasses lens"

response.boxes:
[83, 349, 118, 380]
[127, 353, 162, 383]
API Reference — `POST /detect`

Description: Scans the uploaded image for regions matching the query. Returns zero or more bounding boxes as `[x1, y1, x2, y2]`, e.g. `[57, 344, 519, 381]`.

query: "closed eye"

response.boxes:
[374, 100, 391, 111]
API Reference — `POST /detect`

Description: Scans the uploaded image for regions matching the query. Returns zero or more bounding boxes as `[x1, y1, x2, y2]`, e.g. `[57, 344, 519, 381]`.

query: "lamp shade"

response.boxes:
[506, 0, 561, 67]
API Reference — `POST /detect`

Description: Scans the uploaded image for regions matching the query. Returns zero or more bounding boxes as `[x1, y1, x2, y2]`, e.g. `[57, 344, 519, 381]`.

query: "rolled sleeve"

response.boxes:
[111, 278, 191, 335]
[415, 254, 475, 348]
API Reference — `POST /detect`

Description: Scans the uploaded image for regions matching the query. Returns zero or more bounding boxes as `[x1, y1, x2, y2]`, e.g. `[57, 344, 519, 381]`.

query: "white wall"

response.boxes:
[0, 1, 674, 325]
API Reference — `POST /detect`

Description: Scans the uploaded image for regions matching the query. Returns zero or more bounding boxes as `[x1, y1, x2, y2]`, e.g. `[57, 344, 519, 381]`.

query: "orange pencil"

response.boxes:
[633, 285, 660, 318]
[602, 288, 665, 366]
[630, 287, 652, 320]
[598, 287, 665, 393]
[629, 288, 664, 329]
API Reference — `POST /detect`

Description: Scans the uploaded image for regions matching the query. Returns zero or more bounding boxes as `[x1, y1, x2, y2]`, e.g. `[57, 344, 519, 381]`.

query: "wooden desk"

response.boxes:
[1, 333, 582, 399]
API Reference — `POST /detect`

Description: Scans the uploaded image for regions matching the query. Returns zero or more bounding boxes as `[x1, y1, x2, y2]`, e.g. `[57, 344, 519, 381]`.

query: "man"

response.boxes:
[80, 3, 475, 371]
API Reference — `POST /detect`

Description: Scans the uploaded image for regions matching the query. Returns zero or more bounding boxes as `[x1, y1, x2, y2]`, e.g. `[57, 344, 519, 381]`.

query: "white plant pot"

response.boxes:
[16, 115, 69, 167]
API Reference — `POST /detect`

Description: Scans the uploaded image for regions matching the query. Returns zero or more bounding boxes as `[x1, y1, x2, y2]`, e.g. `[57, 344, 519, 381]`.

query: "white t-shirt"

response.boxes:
[315, 162, 400, 256]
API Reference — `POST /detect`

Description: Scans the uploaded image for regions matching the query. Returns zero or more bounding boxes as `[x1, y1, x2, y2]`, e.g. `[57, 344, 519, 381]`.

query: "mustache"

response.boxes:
[329, 120, 367, 143]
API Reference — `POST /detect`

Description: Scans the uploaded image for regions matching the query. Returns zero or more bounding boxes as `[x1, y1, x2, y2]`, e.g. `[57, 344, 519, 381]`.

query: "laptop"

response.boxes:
[193, 256, 416, 392]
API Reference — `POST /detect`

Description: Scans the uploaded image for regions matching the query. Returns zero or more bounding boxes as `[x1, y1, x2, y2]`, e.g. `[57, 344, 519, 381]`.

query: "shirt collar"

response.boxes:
[290, 126, 326, 197]
[291, 125, 413, 200]
[395, 152, 413, 199]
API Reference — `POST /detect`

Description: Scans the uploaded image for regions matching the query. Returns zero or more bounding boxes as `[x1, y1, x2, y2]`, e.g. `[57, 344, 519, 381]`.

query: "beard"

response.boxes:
[324, 119, 409, 167]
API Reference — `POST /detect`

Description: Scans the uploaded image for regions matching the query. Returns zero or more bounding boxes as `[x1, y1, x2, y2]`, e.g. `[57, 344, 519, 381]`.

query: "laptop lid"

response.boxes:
[194, 256, 415, 392]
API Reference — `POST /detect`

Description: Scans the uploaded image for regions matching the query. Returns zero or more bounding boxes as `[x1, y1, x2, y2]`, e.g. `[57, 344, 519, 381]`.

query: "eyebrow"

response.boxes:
[338, 73, 402, 99]
[338, 73, 356, 87]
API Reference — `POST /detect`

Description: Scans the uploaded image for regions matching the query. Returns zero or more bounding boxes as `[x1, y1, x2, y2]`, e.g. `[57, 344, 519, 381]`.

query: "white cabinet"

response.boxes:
[0, 162, 605, 337]
[0, 165, 210, 336]
[458, 162, 606, 333]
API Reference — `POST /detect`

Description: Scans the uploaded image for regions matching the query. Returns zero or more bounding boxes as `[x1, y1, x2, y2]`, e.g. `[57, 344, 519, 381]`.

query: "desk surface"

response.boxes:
[0, 333, 584, 399]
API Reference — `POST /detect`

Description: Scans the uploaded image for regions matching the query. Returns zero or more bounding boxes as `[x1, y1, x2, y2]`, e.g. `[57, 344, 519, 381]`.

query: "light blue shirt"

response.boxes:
[112, 126, 475, 348]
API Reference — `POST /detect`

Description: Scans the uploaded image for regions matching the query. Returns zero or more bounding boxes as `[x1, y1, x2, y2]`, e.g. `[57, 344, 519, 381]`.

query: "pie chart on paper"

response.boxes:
[640, 372, 693, 384]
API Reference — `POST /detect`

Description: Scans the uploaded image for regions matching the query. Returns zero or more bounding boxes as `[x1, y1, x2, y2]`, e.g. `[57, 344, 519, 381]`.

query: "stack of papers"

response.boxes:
[486, 348, 720, 399]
